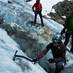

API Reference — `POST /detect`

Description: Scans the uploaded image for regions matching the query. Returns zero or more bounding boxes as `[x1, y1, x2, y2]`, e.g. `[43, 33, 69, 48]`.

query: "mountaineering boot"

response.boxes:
[41, 23, 44, 27]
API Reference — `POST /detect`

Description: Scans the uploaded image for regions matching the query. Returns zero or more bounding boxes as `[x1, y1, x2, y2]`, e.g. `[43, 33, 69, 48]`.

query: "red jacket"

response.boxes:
[36, 42, 66, 62]
[32, 2, 42, 12]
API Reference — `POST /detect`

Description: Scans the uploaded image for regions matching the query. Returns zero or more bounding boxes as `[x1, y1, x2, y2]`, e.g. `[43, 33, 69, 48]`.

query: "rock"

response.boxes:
[48, 0, 73, 25]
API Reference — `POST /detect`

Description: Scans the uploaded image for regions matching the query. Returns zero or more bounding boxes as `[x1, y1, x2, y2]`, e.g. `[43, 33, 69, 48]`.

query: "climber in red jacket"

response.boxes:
[32, 0, 44, 26]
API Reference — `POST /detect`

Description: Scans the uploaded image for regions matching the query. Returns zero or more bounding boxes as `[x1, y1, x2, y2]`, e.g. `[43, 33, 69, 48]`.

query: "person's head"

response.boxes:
[36, 0, 40, 3]
[52, 34, 62, 44]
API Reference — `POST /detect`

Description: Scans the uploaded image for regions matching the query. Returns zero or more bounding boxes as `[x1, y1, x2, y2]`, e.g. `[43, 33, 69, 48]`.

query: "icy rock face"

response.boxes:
[0, 1, 62, 72]
[52, 1, 73, 16]
[0, 28, 23, 73]
[26, 0, 32, 2]
[0, 1, 53, 45]
[8, 0, 28, 3]
[0, 0, 73, 73]
[0, 28, 47, 73]
[0, 1, 52, 72]
[48, 0, 73, 24]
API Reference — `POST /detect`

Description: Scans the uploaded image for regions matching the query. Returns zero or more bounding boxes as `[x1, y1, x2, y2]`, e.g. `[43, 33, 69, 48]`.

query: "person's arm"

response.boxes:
[32, 4, 35, 12]
[36, 43, 52, 60]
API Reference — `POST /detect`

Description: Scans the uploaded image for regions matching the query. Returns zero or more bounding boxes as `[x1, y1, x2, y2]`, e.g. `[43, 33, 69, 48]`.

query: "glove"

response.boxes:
[32, 58, 38, 64]
[48, 58, 55, 63]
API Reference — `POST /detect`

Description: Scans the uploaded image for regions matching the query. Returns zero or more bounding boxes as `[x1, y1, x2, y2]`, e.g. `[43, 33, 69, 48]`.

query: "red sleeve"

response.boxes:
[32, 3, 36, 10]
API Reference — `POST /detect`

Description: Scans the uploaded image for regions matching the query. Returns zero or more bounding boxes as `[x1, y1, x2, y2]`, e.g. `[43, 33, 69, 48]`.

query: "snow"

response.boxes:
[43, 18, 63, 33]
[0, 28, 47, 73]
[25, 0, 73, 69]
[0, 0, 73, 73]
[0, 0, 8, 3]
[0, 28, 23, 73]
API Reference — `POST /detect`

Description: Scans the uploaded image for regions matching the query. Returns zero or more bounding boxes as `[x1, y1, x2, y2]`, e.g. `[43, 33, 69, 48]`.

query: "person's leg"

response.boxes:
[39, 11, 44, 26]
[64, 31, 71, 46]
[34, 11, 38, 24]
[55, 62, 64, 73]
[61, 27, 65, 35]
[70, 31, 73, 53]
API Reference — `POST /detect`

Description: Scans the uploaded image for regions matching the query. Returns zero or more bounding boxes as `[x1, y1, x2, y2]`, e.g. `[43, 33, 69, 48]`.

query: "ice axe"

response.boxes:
[13, 50, 37, 64]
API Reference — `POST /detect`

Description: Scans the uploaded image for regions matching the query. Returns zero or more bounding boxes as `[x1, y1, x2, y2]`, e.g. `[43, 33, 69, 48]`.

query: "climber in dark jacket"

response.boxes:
[32, 0, 44, 26]
[61, 7, 73, 53]
[33, 35, 66, 73]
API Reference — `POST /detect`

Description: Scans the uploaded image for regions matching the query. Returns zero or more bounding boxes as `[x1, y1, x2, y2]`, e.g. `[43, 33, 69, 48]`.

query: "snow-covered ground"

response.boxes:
[0, 28, 47, 73]
[0, 0, 8, 2]
[0, 0, 73, 73]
